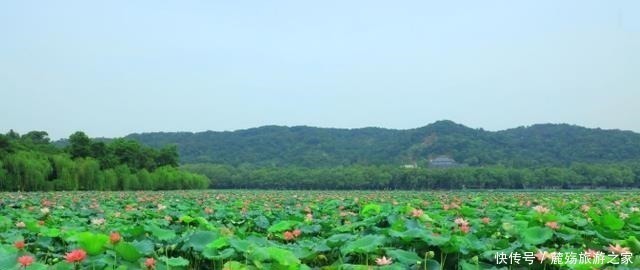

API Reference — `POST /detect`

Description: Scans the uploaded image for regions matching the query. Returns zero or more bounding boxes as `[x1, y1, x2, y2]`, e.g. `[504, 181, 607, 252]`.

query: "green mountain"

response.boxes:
[124, 120, 640, 167]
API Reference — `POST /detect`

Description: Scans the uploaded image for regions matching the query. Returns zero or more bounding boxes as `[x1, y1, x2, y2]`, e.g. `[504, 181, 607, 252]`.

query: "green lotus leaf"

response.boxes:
[146, 225, 176, 241]
[602, 212, 624, 230]
[267, 220, 299, 233]
[160, 256, 189, 267]
[114, 242, 142, 262]
[385, 249, 421, 265]
[360, 204, 382, 217]
[76, 232, 109, 255]
[184, 231, 218, 251]
[341, 235, 385, 255]
[520, 226, 553, 245]
[267, 247, 301, 266]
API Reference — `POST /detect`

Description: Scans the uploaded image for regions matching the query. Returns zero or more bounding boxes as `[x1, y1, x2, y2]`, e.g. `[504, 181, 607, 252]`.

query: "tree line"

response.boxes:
[0, 130, 208, 191]
[4, 128, 640, 191]
[182, 162, 640, 190]
[125, 120, 640, 167]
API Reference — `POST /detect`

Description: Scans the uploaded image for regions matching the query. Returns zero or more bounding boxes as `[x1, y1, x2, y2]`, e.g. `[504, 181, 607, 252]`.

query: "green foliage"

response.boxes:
[73, 232, 109, 255]
[520, 227, 553, 245]
[266, 247, 301, 268]
[268, 220, 300, 233]
[1, 190, 638, 269]
[601, 213, 625, 231]
[68, 131, 92, 159]
[127, 121, 640, 167]
[146, 224, 177, 241]
[114, 242, 142, 262]
[0, 130, 207, 191]
[184, 162, 640, 190]
[160, 256, 190, 267]
[184, 231, 218, 251]
[5, 123, 640, 191]
[360, 204, 382, 217]
[385, 249, 422, 265]
[341, 235, 386, 255]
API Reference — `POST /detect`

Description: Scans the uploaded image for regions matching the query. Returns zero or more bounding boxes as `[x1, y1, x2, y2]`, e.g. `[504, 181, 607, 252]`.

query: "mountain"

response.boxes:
[123, 121, 640, 167]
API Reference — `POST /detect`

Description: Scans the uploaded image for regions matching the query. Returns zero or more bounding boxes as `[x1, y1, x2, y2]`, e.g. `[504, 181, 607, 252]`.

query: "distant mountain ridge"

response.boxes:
[121, 120, 640, 167]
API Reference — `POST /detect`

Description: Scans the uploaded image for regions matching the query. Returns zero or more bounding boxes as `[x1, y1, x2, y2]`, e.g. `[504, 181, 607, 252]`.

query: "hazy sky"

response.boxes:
[1, 1, 639, 139]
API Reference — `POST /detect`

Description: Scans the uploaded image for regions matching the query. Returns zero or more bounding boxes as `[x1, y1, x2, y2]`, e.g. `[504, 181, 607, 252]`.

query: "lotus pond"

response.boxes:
[1, 190, 639, 269]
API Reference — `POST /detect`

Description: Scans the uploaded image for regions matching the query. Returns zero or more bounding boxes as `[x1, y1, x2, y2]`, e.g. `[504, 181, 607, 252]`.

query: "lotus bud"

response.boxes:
[427, 251, 435, 259]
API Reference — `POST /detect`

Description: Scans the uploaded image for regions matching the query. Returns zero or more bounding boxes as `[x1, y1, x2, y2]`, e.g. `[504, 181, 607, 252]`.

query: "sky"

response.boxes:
[1, 1, 639, 139]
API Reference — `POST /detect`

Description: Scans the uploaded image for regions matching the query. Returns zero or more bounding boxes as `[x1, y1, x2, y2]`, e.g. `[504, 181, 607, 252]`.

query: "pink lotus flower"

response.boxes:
[584, 249, 597, 259]
[545, 221, 560, 230]
[481, 217, 491, 224]
[144, 257, 156, 269]
[460, 224, 471, 234]
[454, 217, 469, 227]
[533, 205, 550, 214]
[15, 240, 25, 249]
[411, 208, 424, 218]
[375, 256, 393, 265]
[607, 244, 630, 254]
[110, 232, 121, 244]
[65, 249, 87, 263]
[292, 229, 302, 238]
[283, 231, 295, 241]
[18, 255, 34, 268]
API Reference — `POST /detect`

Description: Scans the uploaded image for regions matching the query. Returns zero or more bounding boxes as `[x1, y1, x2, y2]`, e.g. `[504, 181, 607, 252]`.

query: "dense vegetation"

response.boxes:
[183, 163, 640, 190]
[1, 190, 638, 269]
[126, 121, 640, 167]
[0, 130, 208, 191]
[6, 121, 640, 191]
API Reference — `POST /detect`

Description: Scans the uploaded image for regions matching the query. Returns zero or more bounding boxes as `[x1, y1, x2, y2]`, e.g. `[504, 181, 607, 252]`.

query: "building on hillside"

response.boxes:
[429, 156, 459, 168]
[401, 163, 418, 169]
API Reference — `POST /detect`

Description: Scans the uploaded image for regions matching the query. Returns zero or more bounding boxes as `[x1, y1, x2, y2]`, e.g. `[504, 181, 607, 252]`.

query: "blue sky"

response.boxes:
[1, 1, 639, 139]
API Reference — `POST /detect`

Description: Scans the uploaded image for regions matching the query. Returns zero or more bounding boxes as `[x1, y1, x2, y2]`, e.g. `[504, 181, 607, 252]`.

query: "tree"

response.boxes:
[0, 134, 12, 152]
[7, 129, 20, 139]
[51, 154, 76, 190]
[69, 131, 92, 159]
[109, 139, 155, 170]
[156, 145, 179, 167]
[0, 130, 209, 192]
[0, 161, 8, 190]
[75, 158, 101, 190]
[3, 151, 52, 191]
[22, 131, 50, 144]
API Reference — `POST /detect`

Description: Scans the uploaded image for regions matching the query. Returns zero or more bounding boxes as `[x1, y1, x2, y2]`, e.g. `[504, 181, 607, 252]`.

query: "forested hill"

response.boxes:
[125, 121, 640, 167]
